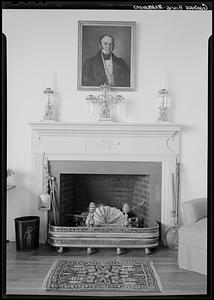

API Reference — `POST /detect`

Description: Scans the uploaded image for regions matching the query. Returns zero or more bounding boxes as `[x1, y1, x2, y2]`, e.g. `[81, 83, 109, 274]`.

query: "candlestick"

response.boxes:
[43, 87, 55, 121]
[156, 88, 170, 122]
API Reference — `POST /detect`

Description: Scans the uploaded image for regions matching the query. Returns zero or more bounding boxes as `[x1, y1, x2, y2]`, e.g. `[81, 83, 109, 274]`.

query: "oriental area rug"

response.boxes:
[42, 257, 163, 292]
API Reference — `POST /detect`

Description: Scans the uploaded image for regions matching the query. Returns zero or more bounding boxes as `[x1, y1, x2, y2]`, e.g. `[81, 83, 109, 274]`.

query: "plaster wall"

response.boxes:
[3, 9, 211, 241]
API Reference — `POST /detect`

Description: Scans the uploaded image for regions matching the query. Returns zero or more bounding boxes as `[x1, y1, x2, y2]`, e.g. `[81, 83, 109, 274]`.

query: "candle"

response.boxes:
[46, 73, 49, 88]
[46, 72, 52, 88]
[161, 71, 165, 89]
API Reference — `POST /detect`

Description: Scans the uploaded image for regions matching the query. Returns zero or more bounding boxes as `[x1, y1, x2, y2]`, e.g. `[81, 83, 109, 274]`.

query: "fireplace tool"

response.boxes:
[39, 154, 58, 225]
[166, 160, 180, 250]
[39, 155, 51, 211]
[49, 176, 58, 226]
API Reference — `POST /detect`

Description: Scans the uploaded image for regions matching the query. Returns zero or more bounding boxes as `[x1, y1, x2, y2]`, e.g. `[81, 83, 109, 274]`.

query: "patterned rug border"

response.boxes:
[42, 257, 163, 293]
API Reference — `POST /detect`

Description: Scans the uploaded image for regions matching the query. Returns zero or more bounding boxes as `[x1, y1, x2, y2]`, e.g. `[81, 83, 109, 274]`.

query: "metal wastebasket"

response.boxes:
[14, 216, 40, 251]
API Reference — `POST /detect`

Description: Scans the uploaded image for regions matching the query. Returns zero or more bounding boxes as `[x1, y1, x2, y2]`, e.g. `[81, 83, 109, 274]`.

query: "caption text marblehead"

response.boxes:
[133, 3, 209, 10]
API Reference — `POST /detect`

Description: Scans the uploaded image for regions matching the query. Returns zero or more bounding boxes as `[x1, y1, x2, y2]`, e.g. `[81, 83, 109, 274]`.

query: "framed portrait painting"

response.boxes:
[77, 21, 136, 91]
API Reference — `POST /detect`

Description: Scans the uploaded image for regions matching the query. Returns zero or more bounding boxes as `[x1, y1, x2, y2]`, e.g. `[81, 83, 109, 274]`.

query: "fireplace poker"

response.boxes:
[175, 161, 180, 226]
[49, 176, 57, 226]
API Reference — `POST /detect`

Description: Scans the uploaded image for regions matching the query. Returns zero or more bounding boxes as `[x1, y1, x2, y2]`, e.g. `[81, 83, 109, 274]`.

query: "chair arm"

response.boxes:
[182, 198, 207, 225]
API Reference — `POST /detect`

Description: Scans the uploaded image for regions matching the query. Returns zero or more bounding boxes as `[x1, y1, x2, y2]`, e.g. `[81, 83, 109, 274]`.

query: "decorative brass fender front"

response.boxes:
[48, 202, 159, 255]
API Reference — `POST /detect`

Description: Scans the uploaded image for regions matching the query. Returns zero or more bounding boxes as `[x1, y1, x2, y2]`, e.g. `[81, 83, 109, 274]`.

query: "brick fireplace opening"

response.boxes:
[60, 174, 151, 227]
[48, 160, 162, 231]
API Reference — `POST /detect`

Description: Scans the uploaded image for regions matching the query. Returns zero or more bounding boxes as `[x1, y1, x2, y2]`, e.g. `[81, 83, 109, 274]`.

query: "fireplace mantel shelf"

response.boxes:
[29, 121, 184, 137]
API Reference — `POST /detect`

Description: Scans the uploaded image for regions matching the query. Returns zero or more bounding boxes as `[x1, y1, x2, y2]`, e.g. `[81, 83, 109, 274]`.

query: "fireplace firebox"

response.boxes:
[59, 173, 151, 227]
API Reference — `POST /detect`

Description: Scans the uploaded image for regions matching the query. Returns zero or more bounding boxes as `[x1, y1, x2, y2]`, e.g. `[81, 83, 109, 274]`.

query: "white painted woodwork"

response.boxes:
[29, 122, 183, 243]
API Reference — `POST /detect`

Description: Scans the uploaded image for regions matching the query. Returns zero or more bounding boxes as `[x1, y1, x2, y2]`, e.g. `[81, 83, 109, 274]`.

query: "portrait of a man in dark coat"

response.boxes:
[78, 21, 135, 90]
[82, 34, 130, 87]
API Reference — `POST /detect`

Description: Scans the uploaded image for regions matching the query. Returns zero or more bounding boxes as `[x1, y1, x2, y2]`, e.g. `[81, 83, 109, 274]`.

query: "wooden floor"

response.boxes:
[5, 242, 207, 297]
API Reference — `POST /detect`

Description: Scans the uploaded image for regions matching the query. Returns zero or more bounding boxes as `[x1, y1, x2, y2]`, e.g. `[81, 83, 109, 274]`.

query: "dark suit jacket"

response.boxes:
[82, 51, 130, 87]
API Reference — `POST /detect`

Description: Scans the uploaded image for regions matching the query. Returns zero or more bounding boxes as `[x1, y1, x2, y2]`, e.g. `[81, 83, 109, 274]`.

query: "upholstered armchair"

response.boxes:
[178, 198, 207, 275]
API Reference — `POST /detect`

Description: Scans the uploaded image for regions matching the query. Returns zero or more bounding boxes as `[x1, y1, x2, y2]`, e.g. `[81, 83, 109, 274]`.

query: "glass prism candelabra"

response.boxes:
[43, 87, 55, 121]
[86, 84, 126, 121]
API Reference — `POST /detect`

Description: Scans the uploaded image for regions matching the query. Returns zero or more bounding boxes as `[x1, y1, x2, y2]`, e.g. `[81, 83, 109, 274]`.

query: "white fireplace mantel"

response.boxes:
[29, 121, 183, 136]
[29, 121, 184, 243]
